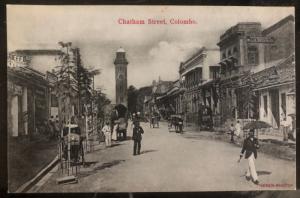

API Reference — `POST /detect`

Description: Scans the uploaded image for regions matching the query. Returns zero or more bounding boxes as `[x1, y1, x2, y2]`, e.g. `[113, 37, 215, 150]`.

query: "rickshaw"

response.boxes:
[60, 124, 85, 166]
[150, 114, 159, 128]
[168, 114, 184, 133]
[115, 117, 128, 141]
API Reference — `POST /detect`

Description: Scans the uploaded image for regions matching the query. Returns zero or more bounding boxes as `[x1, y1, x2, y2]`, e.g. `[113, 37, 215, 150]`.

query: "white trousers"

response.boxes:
[105, 132, 111, 147]
[246, 153, 258, 181]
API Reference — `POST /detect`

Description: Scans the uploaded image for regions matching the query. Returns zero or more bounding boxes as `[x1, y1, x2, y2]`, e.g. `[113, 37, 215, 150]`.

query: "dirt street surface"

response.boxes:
[36, 122, 295, 192]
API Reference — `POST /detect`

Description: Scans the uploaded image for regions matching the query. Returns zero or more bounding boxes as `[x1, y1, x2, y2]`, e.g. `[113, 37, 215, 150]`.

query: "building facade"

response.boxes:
[217, 15, 295, 128]
[7, 66, 50, 138]
[179, 47, 220, 126]
[7, 48, 82, 138]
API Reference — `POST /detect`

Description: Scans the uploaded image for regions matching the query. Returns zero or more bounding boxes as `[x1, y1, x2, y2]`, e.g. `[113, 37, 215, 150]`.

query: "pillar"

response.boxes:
[11, 95, 18, 137]
[22, 87, 28, 135]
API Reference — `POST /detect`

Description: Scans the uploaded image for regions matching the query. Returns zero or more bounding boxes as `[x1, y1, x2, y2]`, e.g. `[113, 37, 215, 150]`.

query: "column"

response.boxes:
[22, 87, 28, 135]
[11, 95, 18, 137]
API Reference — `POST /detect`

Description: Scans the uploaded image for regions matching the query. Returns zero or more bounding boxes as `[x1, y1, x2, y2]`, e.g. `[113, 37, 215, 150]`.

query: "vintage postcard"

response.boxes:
[7, 5, 295, 192]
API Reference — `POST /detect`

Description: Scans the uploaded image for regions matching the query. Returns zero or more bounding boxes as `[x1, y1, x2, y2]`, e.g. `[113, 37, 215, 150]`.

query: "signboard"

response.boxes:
[246, 36, 274, 43]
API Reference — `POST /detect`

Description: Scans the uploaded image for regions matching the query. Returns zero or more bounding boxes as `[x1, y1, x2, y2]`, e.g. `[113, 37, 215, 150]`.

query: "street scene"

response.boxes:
[7, 6, 296, 193]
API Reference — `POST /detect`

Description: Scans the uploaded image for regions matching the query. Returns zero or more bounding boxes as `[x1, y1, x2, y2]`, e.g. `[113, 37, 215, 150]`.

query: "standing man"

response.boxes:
[102, 121, 111, 147]
[132, 121, 144, 155]
[239, 129, 260, 185]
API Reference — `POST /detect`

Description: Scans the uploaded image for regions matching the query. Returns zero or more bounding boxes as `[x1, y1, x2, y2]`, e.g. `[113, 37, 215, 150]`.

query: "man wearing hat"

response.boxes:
[239, 129, 260, 185]
[132, 121, 144, 155]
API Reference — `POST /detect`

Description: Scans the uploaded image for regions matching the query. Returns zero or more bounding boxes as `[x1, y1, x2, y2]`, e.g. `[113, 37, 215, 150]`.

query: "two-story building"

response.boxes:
[217, 15, 295, 128]
[179, 47, 220, 126]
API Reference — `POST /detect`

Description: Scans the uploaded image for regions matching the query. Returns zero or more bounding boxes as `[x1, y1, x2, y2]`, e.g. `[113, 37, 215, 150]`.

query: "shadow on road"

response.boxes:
[94, 160, 125, 171]
[123, 136, 133, 141]
[110, 143, 122, 148]
[82, 161, 98, 167]
[140, 149, 157, 154]
[257, 170, 272, 176]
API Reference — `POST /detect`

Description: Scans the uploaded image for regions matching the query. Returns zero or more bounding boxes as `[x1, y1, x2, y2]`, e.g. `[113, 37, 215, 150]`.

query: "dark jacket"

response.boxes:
[241, 137, 259, 159]
[132, 126, 144, 141]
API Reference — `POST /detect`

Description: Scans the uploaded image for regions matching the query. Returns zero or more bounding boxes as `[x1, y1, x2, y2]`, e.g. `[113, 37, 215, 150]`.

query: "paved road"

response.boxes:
[36, 122, 295, 192]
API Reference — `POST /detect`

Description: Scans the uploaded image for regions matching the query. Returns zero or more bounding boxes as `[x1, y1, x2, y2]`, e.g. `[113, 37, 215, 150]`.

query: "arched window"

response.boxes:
[248, 46, 259, 65]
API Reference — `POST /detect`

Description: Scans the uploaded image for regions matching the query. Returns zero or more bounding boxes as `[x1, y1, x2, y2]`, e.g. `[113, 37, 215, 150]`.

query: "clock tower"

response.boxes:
[114, 47, 128, 106]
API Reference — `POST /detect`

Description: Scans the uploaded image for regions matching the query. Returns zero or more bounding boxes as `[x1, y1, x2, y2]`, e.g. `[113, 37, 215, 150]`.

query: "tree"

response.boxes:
[54, 42, 77, 125]
[127, 85, 138, 114]
[74, 48, 93, 116]
[94, 91, 111, 123]
[136, 86, 152, 114]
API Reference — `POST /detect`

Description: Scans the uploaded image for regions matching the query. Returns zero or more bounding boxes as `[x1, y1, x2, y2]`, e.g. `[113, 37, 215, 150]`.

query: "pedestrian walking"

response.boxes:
[102, 121, 111, 147]
[239, 129, 260, 185]
[229, 123, 235, 143]
[132, 121, 144, 155]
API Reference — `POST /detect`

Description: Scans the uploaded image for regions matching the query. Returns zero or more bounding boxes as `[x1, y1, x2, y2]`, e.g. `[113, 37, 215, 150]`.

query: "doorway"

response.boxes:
[269, 89, 280, 128]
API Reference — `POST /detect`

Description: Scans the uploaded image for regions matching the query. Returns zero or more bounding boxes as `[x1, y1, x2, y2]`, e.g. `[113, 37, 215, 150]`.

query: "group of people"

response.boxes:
[229, 120, 242, 143]
[101, 119, 144, 156]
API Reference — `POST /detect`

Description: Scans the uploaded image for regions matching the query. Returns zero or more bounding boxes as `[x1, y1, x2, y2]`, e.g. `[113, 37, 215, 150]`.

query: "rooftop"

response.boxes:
[10, 49, 63, 56]
[262, 15, 294, 36]
[117, 47, 125, 53]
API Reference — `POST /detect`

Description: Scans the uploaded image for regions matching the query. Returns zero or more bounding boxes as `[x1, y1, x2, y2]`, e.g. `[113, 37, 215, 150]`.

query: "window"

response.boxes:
[248, 46, 259, 65]
[263, 95, 268, 115]
[222, 52, 226, 59]
[51, 94, 58, 107]
[281, 93, 286, 117]
[210, 67, 220, 80]
[233, 47, 238, 53]
[227, 49, 232, 57]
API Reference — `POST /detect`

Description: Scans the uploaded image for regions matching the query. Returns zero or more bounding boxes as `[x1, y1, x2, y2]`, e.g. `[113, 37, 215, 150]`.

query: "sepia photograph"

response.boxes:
[6, 5, 296, 193]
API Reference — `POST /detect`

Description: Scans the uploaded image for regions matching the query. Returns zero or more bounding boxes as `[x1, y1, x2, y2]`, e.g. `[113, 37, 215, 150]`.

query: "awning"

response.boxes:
[181, 65, 202, 76]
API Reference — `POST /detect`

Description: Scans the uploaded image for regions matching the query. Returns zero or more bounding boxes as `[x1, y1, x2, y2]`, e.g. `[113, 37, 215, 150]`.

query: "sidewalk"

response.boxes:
[8, 137, 58, 192]
[182, 125, 296, 161]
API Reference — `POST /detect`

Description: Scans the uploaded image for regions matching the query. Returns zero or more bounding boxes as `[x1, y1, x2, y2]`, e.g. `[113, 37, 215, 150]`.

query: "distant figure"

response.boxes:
[235, 120, 242, 138]
[239, 129, 260, 185]
[112, 122, 118, 141]
[230, 123, 235, 143]
[102, 121, 111, 147]
[281, 115, 290, 142]
[132, 121, 144, 155]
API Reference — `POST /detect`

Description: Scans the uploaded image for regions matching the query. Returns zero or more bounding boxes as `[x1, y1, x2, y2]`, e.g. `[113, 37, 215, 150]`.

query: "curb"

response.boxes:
[15, 155, 59, 193]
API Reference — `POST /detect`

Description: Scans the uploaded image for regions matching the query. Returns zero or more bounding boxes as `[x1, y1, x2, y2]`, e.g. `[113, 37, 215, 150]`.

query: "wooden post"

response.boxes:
[85, 104, 89, 152]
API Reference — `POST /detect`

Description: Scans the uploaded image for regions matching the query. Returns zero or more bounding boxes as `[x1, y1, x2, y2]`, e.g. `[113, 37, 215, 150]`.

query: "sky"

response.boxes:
[7, 5, 294, 101]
